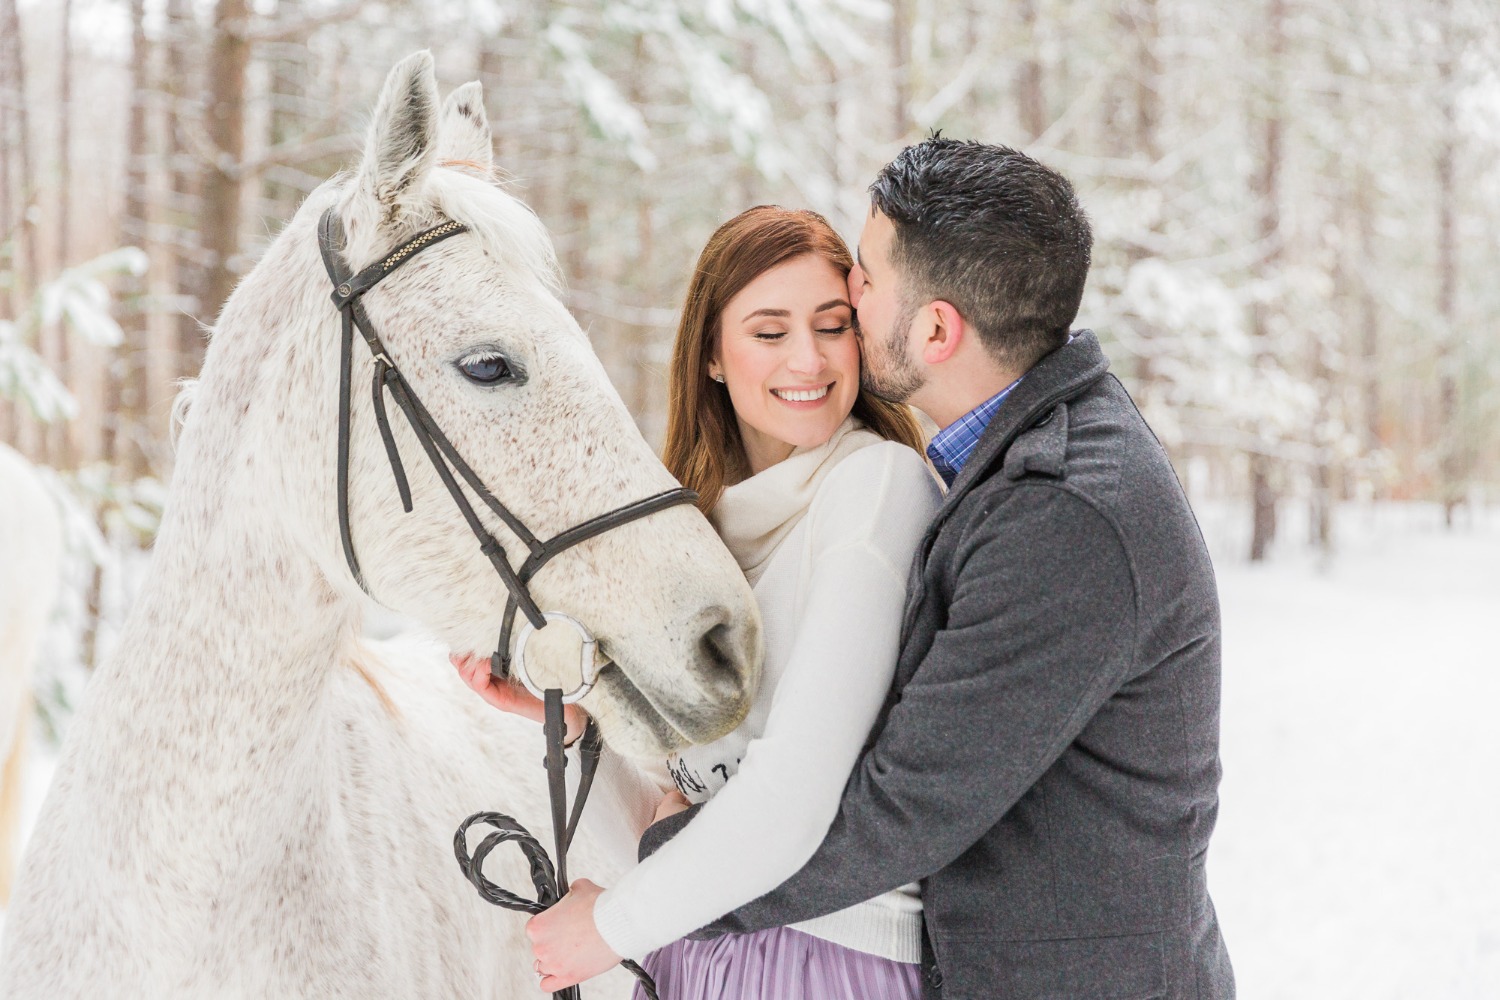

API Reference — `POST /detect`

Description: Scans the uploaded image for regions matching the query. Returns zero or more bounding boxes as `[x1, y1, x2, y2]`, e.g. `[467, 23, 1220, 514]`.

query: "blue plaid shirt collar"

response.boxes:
[926, 378, 1023, 487]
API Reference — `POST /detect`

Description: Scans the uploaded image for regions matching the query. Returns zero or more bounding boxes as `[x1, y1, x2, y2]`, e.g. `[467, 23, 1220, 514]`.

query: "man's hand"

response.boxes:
[450, 652, 586, 744]
[527, 879, 621, 992]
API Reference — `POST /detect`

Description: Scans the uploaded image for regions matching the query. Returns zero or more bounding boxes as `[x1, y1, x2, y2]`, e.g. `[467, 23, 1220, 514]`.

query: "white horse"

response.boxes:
[0, 442, 64, 906]
[0, 52, 759, 998]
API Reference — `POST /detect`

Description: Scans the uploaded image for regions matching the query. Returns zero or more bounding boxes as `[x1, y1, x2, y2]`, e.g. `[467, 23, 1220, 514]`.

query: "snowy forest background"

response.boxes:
[2, 0, 1498, 996]
[4, 0, 1499, 525]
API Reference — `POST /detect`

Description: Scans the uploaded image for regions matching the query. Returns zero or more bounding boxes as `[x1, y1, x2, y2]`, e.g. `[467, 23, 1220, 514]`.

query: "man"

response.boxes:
[532, 137, 1235, 999]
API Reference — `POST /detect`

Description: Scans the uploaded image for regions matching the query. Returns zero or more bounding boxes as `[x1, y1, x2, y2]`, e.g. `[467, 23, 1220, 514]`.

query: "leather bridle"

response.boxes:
[317, 207, 677, 999]
[316, 207, 696, 693]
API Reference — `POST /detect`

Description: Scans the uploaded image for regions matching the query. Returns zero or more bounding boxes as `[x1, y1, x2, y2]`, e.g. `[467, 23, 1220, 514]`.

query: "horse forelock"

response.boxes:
[425, 166, 564, 293]
[316, 165, 563, 303]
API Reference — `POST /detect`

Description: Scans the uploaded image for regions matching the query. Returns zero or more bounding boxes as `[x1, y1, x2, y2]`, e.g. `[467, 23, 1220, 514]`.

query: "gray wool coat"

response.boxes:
[642, 330, 1235, 1000]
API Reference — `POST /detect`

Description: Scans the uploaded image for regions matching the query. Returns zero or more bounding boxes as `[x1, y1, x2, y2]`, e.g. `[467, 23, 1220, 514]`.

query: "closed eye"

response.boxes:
[456, 351, 517, 386]
[816, 324, 851, 336]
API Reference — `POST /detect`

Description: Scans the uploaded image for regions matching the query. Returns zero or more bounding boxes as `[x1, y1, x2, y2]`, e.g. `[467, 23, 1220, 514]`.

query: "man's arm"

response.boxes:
[647, 484, 1140, 935]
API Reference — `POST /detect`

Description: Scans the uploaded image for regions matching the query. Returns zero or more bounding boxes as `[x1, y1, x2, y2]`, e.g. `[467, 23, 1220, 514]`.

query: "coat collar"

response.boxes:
[937, 329, 1110, 512]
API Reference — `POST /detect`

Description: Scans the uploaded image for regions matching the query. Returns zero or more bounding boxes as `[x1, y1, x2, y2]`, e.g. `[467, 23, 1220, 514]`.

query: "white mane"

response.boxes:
[424, 167, 564, 294]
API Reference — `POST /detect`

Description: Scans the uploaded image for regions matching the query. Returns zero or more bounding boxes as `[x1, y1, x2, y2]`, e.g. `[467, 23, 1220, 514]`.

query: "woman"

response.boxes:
[457, 205, 940, 998]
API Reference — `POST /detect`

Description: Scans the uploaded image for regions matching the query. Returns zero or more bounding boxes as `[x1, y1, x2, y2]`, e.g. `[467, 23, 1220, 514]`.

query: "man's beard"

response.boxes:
[857, 303, 924, 403]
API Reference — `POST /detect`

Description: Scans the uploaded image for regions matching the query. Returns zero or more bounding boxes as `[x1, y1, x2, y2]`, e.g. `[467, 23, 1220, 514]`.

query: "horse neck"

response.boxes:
[91, 416, 361, 785]
[113, 211, 360, 732]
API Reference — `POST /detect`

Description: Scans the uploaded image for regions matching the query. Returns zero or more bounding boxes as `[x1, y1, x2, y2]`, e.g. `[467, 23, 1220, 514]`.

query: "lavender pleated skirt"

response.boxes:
[631, 927, 922, 1000]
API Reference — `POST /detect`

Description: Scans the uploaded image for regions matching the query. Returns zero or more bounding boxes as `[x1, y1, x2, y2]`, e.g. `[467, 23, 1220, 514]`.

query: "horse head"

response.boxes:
[201, 52, 760, 758]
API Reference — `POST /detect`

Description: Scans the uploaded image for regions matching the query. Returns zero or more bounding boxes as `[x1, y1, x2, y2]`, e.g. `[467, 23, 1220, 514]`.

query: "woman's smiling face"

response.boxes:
[710, 254, 861, 475]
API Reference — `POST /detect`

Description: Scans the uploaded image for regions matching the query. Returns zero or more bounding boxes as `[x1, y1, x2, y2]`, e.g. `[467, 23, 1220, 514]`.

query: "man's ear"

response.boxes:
[921, 300, 968, 365]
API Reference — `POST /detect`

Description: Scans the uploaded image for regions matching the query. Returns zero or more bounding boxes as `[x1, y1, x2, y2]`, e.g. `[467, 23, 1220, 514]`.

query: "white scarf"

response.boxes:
[710, 417, 883, 587]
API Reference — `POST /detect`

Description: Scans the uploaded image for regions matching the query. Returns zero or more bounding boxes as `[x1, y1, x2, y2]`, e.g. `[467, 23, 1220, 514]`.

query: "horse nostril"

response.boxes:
[697, 618, 752, 704]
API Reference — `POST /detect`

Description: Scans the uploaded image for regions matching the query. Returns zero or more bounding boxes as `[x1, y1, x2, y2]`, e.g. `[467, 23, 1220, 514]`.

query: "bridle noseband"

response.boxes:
[317, 207, 681, 999]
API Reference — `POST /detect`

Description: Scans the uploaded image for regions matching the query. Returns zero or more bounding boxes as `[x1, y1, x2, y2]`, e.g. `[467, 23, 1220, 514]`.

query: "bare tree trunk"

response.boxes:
[891, 0, 912, 139]
[1017, 0, 1046, 141]
[1132, 0, 1162, 162]
[625, 32, 653, 422]
[106, 0, 152, 477]
[823, 49, 843, 200]
[732, 35, 759, 211]
[1249, 453, 1278, 561]
[166, 0, 206, 384]
[45, 0, 76, 466]
[561, 125, 588, 285]
[0, 36, 11, 447]
[1, 0, 41, 459]
[82, 0, 150, 669]
[198, 0, 252, 357]
[1304, 26, 1363, 560]
[1436, 3, 1461, 527]
[1109, 0, 1166, 429]
[1308, 324, 1335, 557]
[478, 42, 506, 168]
[55, 0, 72, 270]
[0, 21, 11, 323]
[1248, 0, 1286, 562]
[1356, 171, 1381, 463]
[0, 68, 10, 446]
[262, 0, 307, 211]
[1310, 460, 1333, 555]
[0, 0, 38, 301]
[963, 0, 984, 123]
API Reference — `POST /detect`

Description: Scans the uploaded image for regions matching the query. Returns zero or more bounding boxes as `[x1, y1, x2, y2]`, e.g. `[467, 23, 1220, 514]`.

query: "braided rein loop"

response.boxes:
[453, 699, 661, 1000]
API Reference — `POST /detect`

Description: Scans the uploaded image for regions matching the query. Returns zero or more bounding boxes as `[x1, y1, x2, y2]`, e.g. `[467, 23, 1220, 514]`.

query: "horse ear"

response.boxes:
[437, 81, 493, 174]
[356, 51, 441, 215]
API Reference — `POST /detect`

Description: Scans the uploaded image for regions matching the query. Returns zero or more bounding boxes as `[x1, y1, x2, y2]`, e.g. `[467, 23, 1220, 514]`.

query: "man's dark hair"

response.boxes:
[870, 137, 1092, 372]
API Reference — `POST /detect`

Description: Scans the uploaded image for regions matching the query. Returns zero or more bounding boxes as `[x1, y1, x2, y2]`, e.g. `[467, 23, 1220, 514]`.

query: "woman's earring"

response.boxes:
[711, 373, 725, 383]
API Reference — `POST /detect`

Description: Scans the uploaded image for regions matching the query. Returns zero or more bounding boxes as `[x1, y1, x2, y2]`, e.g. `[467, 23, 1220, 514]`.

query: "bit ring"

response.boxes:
[511, 612, 599, 705]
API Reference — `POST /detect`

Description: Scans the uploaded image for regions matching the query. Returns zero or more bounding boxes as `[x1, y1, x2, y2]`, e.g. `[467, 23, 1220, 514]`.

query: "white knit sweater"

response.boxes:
[592, 426, 941, 963]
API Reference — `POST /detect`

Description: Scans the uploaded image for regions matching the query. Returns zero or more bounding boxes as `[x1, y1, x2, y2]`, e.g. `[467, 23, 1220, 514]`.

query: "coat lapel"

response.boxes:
[897, 331, 1112, 653]
[939, 329, 1110, 515]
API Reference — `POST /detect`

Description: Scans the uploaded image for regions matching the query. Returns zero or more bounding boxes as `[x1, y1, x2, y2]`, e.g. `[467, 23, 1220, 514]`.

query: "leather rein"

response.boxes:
[318, 207, 676, 999]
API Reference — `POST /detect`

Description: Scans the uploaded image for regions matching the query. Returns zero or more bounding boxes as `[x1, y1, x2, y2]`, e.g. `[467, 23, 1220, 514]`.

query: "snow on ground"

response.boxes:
[3, 502, 1498, 997]
[1205, 502, 1500, 999]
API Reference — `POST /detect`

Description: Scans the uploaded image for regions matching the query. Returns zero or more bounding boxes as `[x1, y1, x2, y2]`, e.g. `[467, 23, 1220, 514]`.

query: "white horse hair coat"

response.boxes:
[0, 442, 64, 906]
[0, 53, 759, 998]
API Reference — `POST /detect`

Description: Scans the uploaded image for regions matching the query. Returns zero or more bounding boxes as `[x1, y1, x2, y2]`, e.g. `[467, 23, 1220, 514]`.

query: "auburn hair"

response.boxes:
[662, 205, 926, 515]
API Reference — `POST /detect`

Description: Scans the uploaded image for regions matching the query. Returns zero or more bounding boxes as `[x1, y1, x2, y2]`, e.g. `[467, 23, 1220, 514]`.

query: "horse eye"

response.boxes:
[457, 353, 513, 385]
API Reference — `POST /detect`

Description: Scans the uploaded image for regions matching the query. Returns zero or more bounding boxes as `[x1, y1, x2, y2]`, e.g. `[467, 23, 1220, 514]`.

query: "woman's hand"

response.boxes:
[528, 879, 621, 992]
[652, 789, 692, 824]
[450, 651, 587, 745]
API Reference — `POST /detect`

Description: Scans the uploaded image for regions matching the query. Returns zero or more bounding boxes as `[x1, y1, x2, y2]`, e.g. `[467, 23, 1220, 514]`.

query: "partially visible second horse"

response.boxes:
[0, 442, 63, 906]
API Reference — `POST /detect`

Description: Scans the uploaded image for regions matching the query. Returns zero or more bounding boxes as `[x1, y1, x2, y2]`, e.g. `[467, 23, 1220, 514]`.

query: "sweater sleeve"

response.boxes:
[672, 484, 1140, 936]
[591, 445, 939, 961]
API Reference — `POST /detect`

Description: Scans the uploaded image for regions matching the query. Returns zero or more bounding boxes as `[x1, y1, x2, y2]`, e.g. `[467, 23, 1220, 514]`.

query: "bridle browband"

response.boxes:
[317, 207, 679, 999]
